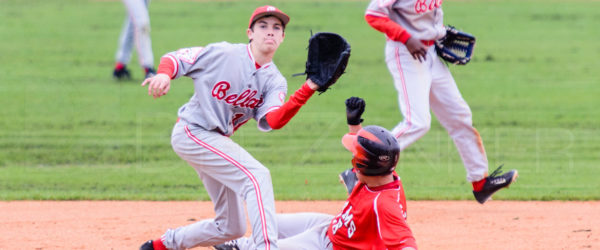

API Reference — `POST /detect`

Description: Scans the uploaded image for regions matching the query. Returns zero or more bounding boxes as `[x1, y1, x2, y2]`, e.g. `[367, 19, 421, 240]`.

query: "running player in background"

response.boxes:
[138, 5, 327, 250]
[212, 97, 417, 250]
[113, 0, 156, 80]
[339, 0, 517, 204]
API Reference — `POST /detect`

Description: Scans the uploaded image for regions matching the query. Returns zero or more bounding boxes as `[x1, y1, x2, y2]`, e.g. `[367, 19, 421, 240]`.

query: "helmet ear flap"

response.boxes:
[351, 157, 369, 174]
[351, 158, 358, 172]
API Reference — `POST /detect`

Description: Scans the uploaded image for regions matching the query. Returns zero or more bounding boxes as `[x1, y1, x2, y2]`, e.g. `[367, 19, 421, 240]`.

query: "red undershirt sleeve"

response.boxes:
[365, 15, 412, 44]
[265, 82, 315, 130]
[157, 56, 177, 79]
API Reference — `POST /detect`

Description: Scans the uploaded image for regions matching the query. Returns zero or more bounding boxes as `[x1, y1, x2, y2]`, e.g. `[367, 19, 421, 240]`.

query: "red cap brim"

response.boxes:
[249, 6, 290, 28]
[250, 12, 289, 27]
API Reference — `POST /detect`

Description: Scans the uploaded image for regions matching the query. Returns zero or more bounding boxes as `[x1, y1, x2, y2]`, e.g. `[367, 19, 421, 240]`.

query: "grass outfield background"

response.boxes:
[0, 0, 598, 201]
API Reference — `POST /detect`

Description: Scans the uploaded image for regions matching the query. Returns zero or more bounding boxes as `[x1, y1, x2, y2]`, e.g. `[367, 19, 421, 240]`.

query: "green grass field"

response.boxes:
[1, 0, 599, 201]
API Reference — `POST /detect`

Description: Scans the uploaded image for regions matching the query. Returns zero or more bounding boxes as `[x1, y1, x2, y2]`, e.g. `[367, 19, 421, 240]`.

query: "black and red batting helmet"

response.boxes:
[341, 125, 400, 176]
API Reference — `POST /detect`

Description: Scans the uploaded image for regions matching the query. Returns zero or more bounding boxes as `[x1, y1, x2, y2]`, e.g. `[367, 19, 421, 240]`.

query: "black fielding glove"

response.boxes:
[299, 32, 351, 93]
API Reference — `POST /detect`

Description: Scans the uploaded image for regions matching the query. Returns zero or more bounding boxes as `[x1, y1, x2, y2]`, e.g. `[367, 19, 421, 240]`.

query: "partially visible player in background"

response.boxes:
[113, 0, 156, 80]
[138, 5, 333, 250]
[339, 0, 517, 204]
[212, 97, 417, 250]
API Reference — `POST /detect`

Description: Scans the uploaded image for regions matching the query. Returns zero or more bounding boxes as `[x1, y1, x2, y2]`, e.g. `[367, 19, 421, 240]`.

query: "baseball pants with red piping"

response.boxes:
[385, 41, 488, 182]
[160, 120, 278, 250]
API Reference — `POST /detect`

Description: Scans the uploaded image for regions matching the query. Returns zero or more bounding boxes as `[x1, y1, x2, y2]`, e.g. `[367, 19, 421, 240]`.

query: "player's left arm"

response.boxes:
[365, 5, 427, 62]
[365, 0, 410, 44]
[263, 79, 318, 130]
[142, 46, 212, 99]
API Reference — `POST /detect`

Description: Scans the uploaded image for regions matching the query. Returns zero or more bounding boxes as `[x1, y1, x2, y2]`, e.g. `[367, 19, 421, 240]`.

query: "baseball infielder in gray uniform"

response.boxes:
[345, 0, 517, 204]
[139, 5, 324, 250]
[113, 0, 156, 80]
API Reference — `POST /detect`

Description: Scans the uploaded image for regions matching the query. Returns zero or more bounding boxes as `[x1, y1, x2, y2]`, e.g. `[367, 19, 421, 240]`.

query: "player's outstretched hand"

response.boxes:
[406, 37, 428, 62]
[345, 96, 365, 125]
[142, 73, 171, 99]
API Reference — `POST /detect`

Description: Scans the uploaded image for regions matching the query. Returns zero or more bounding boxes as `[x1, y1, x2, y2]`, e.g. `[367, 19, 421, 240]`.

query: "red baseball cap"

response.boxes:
[248, 5, 290, 28]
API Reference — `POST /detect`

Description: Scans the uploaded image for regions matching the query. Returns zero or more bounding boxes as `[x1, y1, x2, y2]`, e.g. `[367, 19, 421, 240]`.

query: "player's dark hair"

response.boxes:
[249, 14, 286, 32]
[248, 15, 286, 44]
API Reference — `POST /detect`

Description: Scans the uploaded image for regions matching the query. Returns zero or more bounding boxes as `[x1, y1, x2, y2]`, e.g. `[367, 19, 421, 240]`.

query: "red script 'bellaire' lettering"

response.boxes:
[211, 81, 263, 108]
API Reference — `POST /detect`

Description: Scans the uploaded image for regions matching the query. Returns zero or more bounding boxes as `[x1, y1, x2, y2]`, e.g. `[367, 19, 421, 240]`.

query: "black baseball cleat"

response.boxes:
[473, 165, 518, 204]
[113, 66, 131, 80]
[139, 240, 154, 250]
[212, 240, 240, 250]
[144, 67, 156, 79]
[339, 168, 358, 195]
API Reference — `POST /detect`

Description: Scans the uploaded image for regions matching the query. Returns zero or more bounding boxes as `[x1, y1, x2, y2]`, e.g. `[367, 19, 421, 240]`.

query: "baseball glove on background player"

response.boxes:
[435, 26, 476, 65]
[297, 32, 351, 93]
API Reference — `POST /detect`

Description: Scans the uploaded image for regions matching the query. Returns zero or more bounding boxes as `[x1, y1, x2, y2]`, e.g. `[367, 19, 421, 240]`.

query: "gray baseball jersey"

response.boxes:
[164, 42, 287, 136]
[365, 0, 488, 182]
[366, 0, 446, 41]
[159, 42, 287, 250]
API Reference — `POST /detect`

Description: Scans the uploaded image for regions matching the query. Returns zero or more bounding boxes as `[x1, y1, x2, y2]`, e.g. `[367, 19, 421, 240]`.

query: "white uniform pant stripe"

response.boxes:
[386, 43, 432, 150]
[393, 46, 413, 138]
[183, 125, 271, 250]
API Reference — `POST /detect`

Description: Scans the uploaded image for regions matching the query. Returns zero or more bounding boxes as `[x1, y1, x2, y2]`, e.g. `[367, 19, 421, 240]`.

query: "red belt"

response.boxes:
[421, 40, 435, 46]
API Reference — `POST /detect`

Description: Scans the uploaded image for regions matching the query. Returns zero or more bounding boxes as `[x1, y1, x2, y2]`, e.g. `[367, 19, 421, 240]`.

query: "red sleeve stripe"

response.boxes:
[365, 15, 411, 44]
[366, 10, 388, 18]
[166, 55, 179, 78]
[378, 0, 396, 8]
[157, 55, 178, 79]
[266, 106, 281, 114]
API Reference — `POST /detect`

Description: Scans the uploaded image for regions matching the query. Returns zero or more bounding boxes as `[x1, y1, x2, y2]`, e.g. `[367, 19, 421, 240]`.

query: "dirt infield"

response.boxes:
[1, 201, 598, 250]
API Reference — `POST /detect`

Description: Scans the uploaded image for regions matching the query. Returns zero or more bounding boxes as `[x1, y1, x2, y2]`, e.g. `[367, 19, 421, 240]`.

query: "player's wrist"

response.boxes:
[155, 73, 171, 80]
[399, 32, 412, 44]
[305, 79, 318, 91]
[347, 124, 361, 134]
[346, 117, 363, 126]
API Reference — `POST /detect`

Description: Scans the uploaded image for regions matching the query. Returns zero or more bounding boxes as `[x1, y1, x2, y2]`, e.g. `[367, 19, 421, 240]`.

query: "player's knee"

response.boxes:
[226, 224, 246, 239]
[411, 122, 431, 137]
[250, 166, 272, 180]
[215, 218, 247, 239]
[240, 167, 273, 199]
[444, 113, 474, 133]
[134, 22, 151, 35]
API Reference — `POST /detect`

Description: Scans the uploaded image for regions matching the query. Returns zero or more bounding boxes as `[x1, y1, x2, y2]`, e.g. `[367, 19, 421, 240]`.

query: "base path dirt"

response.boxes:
[1, 201, 598, 250]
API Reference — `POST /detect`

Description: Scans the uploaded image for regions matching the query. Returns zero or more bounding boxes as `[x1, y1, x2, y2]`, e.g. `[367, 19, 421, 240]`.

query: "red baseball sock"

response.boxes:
[115, 62, 125, 70]
[472, 178, 486, 191]
[153, 238, 167, 250]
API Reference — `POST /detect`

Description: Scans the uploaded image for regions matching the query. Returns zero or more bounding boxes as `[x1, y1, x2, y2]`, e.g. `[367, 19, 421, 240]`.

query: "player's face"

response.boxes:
[356, 169, 367, 183]
[247, 16, 285, 54]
